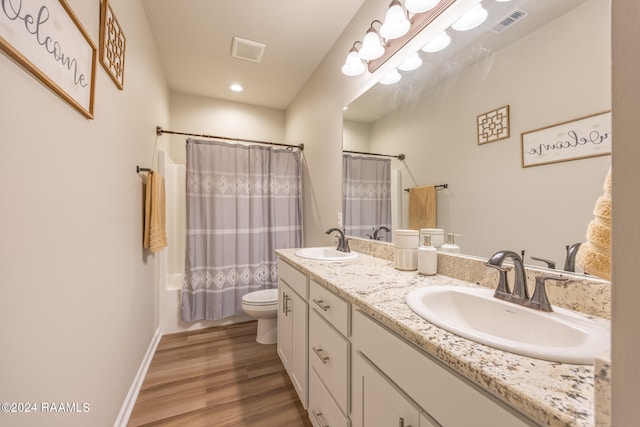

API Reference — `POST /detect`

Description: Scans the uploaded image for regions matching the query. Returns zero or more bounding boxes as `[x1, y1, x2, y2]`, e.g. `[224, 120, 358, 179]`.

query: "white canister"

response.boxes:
[420, 228, 444, 249]
[394, 247, 418, 271]
[393, 229, 419, 249]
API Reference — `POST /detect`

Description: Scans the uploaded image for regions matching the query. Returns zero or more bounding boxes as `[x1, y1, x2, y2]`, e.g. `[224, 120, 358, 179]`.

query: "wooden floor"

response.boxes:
[128, 321, 312, 427]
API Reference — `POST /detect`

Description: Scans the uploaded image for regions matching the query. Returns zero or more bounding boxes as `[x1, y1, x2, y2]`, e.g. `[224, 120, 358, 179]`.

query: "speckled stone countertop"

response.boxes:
[277, 248, 611, 427]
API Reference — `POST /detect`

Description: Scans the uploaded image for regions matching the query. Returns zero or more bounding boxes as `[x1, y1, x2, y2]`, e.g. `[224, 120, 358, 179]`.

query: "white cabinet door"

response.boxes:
[277, 280, 292, 367]
[352, 351, 428, 427]
[277, 279, 308, 408]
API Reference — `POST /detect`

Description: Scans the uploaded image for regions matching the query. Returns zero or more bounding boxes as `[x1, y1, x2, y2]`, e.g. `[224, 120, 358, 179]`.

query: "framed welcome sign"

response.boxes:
[0, 0, 97, 119]
[521, 111, 611, 168]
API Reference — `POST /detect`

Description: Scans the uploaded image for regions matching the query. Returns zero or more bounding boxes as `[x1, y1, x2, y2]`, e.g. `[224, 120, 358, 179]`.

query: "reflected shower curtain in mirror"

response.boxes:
[342, 154, 392, 241]
[182, 138, 302, 321]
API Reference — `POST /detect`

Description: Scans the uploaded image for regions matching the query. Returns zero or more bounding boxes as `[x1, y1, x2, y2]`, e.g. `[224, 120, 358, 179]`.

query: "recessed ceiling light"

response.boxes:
[230, 84, 243, 92]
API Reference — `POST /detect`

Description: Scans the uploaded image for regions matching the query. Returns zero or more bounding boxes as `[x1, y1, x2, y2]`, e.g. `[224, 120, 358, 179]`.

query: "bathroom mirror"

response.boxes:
[342, 0, 611, 273]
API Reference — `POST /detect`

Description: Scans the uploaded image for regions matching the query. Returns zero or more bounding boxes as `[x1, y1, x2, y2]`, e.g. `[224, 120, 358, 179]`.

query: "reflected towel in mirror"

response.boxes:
[408, 185, 436, 230]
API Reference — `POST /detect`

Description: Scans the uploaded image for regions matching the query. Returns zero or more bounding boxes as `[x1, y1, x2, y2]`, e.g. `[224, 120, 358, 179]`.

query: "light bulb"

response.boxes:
[397, 52, 422, 71]
[421, 31, 451, 53]
[342, 50, 366, 76]
[380, 2, 410, 40]
[452, 3, 488, 31]
[359, 29, 385, 61]
[405, 0, 439, 14]
[380, 69, 401, 85]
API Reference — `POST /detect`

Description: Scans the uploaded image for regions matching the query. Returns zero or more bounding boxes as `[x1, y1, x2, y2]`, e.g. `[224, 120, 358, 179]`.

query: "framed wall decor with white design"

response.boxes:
[0, 0, 97, 119]
[99, 0, 126, 89]
[521, 111, 611, 168]
[477, 105, 510, 145]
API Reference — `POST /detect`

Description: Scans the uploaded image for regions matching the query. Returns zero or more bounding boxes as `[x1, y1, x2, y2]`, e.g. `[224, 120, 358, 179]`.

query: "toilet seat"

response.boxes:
[242, 289, 278, 306]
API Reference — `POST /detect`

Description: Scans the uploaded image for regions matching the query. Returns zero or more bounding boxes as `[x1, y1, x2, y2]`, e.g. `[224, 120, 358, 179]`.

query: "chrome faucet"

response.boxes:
[564, 242, 582, 272]
[373, 226, 390, 240]
[487, 250, 568, 312]
[326, 228, 350, 253]
[486, 250, 529, 302]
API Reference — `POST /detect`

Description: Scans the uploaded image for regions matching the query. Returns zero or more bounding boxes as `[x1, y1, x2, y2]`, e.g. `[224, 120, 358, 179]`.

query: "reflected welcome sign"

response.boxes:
[0, 0, 96, 119]
[521, 111, 611, 168]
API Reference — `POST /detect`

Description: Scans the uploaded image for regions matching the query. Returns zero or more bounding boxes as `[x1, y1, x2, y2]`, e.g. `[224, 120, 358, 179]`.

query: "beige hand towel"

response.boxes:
[408, 185, 437, 230]
[144, 171, 168, 252]
[576, 167, 611, 280]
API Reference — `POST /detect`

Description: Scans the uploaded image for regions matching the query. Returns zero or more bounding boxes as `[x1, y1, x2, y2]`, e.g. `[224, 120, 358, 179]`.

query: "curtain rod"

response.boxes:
[404, 184, 448, 192]
[156, 126, 304, 150]
[343, 149, 405, 160]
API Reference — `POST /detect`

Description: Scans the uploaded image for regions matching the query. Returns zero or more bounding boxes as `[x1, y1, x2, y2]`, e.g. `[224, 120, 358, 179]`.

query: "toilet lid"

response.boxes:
[242, 288, 278, 305]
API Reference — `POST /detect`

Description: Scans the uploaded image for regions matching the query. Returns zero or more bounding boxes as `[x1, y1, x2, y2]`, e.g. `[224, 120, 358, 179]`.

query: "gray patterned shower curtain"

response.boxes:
[181, 138, 302, 321]
[342, 154, 392, 241]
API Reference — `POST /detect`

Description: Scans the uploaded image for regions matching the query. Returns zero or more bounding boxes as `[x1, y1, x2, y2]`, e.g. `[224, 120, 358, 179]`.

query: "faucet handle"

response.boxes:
[530, 275, 568, 312]
[530, 256, 556, 269]
[486, 263, 510, 297]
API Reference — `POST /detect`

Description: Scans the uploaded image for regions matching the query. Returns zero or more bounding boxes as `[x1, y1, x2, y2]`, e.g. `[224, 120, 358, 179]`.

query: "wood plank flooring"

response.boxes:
[128, 321, 312, 427]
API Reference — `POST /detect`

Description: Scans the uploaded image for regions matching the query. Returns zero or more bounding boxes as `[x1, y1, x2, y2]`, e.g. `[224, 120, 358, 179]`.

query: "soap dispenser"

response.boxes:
[441, 233, 461, 253]
[418, 235, 437, 275]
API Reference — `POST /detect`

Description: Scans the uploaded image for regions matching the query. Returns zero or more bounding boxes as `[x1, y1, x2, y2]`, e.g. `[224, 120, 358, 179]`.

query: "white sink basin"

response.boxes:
[405, 286, 610, 364]
[294, 247, 358, 261]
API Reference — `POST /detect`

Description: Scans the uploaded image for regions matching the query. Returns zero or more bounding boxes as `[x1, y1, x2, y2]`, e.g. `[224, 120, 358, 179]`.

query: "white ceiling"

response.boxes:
[141, 0, 365, 110]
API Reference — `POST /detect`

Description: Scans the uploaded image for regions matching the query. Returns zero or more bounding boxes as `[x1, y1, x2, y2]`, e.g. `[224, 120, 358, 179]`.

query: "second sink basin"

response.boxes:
[294, 247, 358, 261]
[405, 285, 610, 364]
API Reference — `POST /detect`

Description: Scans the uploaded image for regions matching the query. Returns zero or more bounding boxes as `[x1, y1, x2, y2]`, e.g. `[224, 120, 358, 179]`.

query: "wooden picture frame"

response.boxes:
[0, 0, 97, 119]
[99, 0, 126, 89]
[477, 105, 510, 145]
[521, 111, 611, 168]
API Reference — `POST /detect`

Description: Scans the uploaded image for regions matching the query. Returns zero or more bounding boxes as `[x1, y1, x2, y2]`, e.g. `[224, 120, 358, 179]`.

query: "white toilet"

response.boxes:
[241, 288, 279, 344]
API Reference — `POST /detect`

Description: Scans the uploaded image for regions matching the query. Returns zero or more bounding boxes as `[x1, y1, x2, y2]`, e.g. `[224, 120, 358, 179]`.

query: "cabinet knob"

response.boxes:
[312, 346, 330, 364]
[313, 298, 330, 311]
[312, 409, 329, 427]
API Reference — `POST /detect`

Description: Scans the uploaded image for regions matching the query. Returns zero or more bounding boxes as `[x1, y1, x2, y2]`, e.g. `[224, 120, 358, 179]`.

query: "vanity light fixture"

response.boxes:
[359, 20, 385, 61]
[421, 30, 451, 53]
[397, 52, 423, 71]
[379, 68, 402, 85]
[405, 0, 439, 14]
[379, 0, 411, 40]
[341, 42, 367, 76]
[451, 3, 488, 31]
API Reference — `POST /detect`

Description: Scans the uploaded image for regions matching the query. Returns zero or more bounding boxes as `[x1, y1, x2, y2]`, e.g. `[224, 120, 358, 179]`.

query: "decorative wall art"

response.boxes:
[0, 0, 97, 119]
[521, 111, 611, 168]
[99, 0, 126, 89]
[477, 105, 510, 145]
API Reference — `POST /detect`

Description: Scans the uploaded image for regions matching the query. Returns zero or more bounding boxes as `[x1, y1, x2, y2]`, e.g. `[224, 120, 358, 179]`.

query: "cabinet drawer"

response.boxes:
[310, 280, 350, 336]
[309, 366, 350, 427]
[309, 310, 350, 414]
[278, 259, 308, 299]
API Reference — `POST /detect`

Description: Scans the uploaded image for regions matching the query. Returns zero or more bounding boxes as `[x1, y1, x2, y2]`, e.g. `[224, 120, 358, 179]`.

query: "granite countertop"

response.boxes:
[277, 248, 609, 427]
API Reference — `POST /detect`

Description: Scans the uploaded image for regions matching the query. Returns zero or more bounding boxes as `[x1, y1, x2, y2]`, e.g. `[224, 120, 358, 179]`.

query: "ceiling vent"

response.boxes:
[231, 36, 266, 63]
[489, 8, 530, 34]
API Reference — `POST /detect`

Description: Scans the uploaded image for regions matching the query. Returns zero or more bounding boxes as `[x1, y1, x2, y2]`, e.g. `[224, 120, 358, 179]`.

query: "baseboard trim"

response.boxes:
[113, 327, 163, 427]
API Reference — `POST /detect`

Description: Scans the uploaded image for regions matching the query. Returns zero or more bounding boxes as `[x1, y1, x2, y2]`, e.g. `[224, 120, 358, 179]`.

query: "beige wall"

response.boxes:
[367, 0, 611, 264]
[167, 92, 287, 164]
[0, 0, 169, 425]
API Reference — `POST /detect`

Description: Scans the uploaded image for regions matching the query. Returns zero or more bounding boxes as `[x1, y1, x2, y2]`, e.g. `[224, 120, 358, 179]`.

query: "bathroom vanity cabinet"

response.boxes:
[276, 253, 569, 426]
[277, 260, 308, 408]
